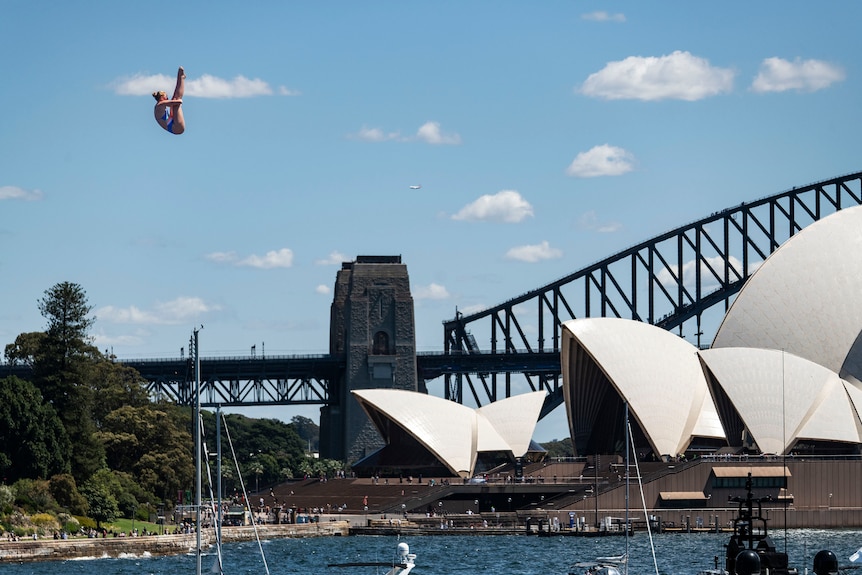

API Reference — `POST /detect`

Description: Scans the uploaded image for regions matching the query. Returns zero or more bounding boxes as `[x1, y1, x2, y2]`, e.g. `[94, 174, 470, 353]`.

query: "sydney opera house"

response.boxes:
[562, 204, 862, 461]
[351, 205, 862, 482]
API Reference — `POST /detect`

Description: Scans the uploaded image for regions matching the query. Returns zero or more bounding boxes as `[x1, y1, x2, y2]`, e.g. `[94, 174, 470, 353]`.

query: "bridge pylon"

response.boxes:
[319, 256, 419, 462]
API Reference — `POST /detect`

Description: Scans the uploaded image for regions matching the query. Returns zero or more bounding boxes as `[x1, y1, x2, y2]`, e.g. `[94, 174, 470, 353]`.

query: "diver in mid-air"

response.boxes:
[153, 66, 186, 134]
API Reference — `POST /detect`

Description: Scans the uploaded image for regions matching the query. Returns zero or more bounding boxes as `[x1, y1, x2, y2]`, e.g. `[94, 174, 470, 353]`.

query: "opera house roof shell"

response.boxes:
[699, 347, 862, 454]
[352, 388, 546, 478]
[561, 317, 725, 458]
[562, 205, 862, 457]
[712, 205, 862, 389]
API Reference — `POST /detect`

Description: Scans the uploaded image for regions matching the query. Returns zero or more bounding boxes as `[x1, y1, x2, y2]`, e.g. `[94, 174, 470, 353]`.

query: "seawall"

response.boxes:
[0, 521, 350, 563]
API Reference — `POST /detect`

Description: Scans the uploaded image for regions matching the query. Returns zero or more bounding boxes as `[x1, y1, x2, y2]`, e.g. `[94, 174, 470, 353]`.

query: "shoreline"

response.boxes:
[0, 522, 350, 563]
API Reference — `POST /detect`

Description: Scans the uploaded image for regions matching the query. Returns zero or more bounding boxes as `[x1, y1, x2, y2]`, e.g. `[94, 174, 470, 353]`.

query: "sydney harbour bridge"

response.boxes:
[3, 171, 862, 457]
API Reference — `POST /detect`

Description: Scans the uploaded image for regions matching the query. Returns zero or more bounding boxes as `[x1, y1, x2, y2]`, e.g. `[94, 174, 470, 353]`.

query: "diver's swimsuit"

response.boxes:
[161, 107, 174, 133]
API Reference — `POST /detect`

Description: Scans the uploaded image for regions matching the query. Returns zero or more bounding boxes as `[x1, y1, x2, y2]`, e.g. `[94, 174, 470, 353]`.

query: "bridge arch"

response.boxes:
[438, 171, 862, 415]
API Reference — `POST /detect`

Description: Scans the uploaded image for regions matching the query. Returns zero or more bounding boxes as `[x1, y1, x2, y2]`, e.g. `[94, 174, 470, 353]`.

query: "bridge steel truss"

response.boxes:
[440, 171, 862, 417]
[130, 354, 344, 408]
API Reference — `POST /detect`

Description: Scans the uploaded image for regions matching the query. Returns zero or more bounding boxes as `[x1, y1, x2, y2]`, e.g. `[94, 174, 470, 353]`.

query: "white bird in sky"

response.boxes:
[409, 185, 422, 190]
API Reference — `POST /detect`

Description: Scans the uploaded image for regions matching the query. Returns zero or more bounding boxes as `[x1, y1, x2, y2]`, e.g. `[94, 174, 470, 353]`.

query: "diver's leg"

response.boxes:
[172, 66, 185, 100]
[171, 104, 185, 134]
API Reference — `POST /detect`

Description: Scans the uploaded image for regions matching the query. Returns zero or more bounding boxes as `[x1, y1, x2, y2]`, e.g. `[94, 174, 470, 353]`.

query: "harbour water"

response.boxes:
[0, 530, 859, 575]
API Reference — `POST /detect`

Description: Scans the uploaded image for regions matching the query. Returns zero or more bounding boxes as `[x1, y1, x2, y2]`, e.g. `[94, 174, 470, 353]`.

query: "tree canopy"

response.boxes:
[38, 282, 94, 356]
[0, 376, 70, 482]
[201, 412, 308, 494]
[1, 281, 336, 527]
[290, 415, 320, 452]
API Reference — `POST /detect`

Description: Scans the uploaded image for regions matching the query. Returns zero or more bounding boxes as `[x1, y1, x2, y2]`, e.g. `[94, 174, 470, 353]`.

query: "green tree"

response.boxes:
[540, 437, 574, 458]
[31, 282, 104, 482]
[3, 331, 46, 366]
[246, 460, 264, 493]
[96, 404, 193, 507]
[79, 469, 149, 521]
[89, 361, 150, 426]
[37, 282, 95, 361]
[81, 477, 119, 529]
[0, 484, 13, 513]
[290, 415, 320, 452]
[202, 412, 307, 489]
[297, 458, 314, 478]
[320, 458, 344, 477]
[219, 464, 236, 498]
[13, 478, 59, 514]
[0, 376, 70, 482]
[49, 473, 88, 515]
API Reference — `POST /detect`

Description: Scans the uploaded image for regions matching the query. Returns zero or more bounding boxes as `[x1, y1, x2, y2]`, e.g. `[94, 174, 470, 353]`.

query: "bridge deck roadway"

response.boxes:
[0, 351, 562, 407]
[416, 350, 560, 380]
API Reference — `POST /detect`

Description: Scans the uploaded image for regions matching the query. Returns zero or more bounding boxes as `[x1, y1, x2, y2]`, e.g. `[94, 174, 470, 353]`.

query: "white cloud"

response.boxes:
[413, 283, 451, 300]
[578, 210, 622, 233]
[415, 121, 461, 145]
[315, 251, 349, 265]
[0, 186, 43, 200]
[505, 241, 563, 263]
[316, 284, 331, 295]
[206, 248, 294, 268]
[350, 126, 402, 142]
[580, 51, 734, 101]
[238, 248, 294, 268]
[96, 296, 220, 325]
[112, 72, 297, 98]
[348, 121, 460, 145]
[205, 251, 238, 263]
[751, 57, 845, 93]
[567, 144, 635, 178]
[452, 190, 534, 223]
[581, 11, 625, 22]
[91, 331, 145, 348]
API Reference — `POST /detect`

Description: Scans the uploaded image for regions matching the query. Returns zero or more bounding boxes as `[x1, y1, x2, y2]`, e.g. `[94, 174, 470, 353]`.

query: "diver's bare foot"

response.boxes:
[178, 66, 185, 79]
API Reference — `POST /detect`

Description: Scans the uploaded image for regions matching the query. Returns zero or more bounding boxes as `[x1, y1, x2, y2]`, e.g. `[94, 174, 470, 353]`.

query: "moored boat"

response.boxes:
[712, 472, 842, 575]
[328, 541, 416, 575]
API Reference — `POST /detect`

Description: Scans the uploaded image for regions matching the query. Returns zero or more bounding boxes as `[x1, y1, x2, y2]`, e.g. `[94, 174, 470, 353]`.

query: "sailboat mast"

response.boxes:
[624, 402, 630, 575]
[217, 405, 222, 546]
[194, 328, 202, 575]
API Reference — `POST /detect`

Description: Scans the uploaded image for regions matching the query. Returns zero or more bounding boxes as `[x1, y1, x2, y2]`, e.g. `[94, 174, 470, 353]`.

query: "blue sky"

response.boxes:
[2, 2, 860, 441]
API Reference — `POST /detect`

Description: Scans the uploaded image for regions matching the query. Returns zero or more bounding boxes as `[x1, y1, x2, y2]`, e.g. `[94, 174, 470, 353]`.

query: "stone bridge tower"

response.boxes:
[319, 255, 420, 462]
